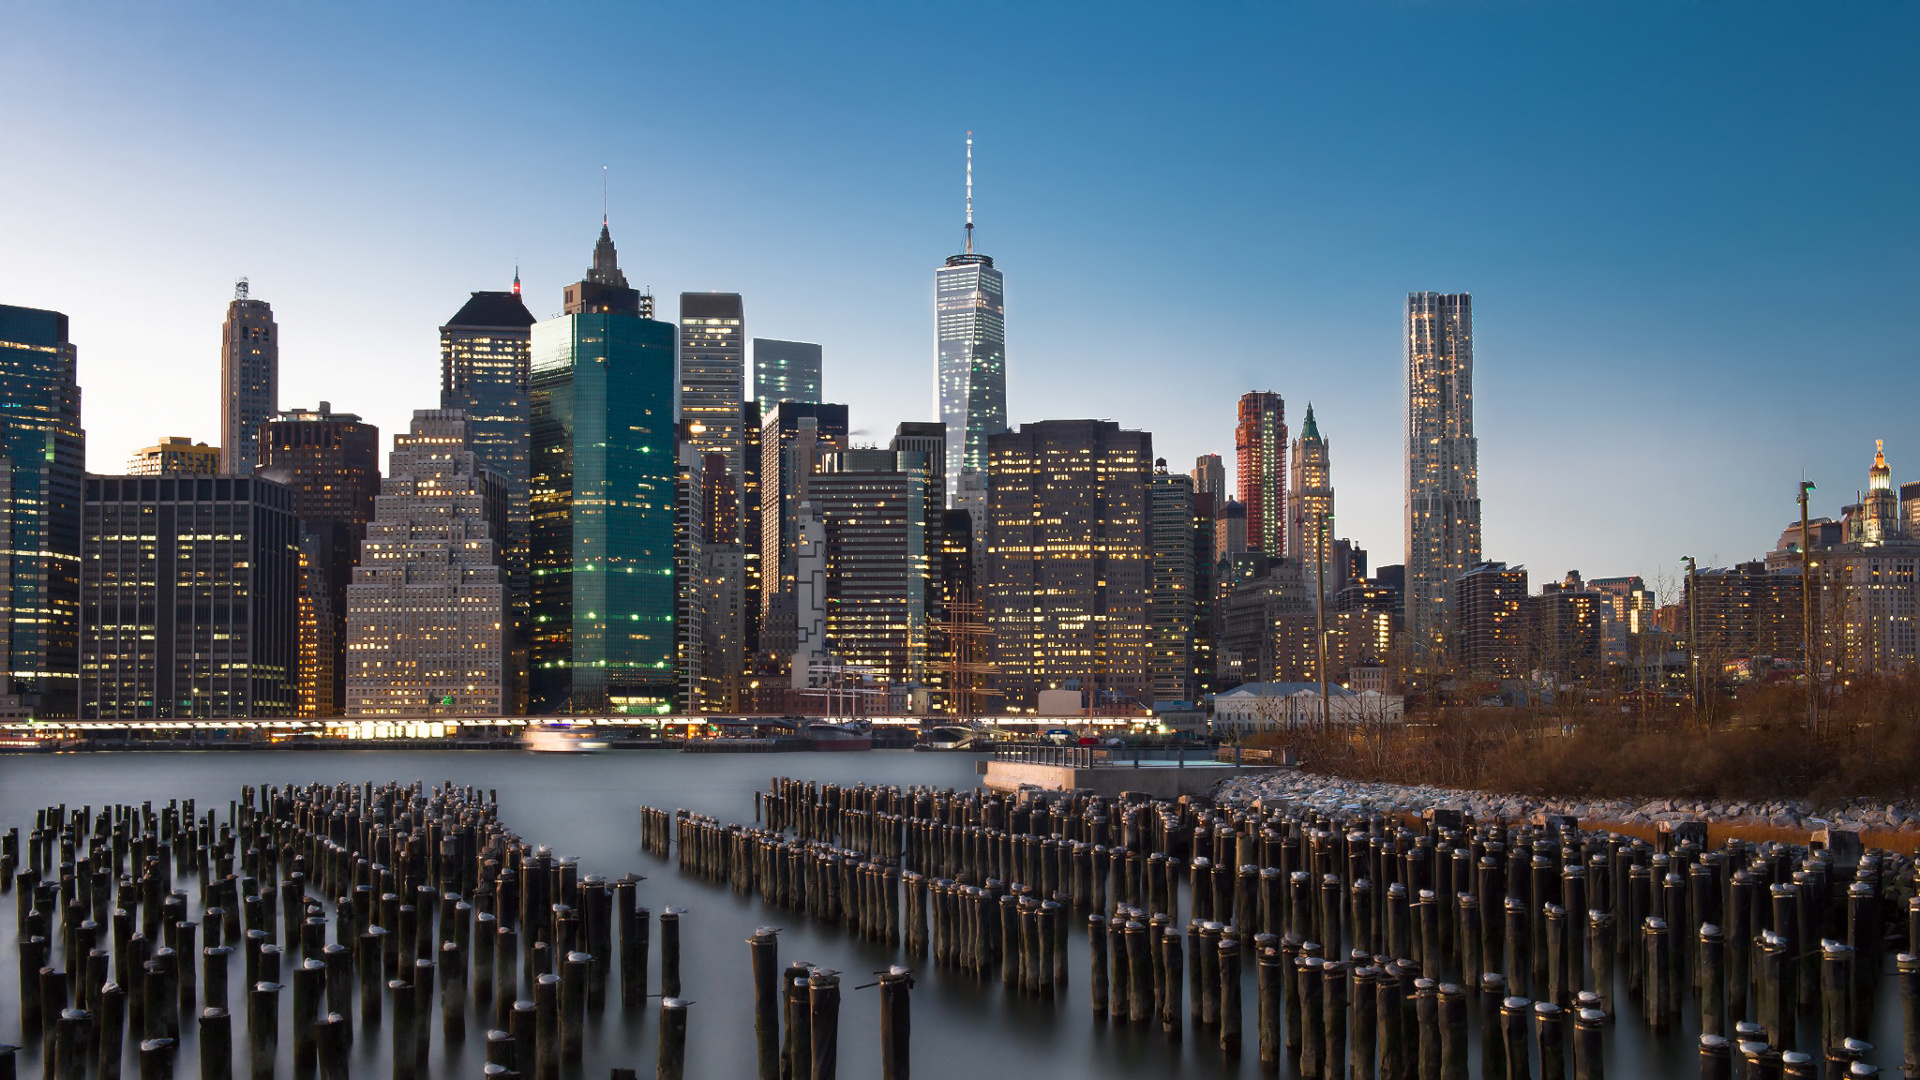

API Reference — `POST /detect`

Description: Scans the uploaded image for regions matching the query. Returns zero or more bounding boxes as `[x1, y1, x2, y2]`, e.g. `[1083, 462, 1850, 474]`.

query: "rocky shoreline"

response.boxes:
[1212, 770, 1920, 834]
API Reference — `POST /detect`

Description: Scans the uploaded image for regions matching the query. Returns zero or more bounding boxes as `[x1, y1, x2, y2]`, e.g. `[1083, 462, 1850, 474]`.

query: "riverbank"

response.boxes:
[1212, 768, 1920, 840]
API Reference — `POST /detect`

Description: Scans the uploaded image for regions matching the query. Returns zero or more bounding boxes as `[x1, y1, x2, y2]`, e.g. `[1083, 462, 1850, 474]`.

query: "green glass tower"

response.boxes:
[529, 221, 678, 714]
[0, 303, 85, 718]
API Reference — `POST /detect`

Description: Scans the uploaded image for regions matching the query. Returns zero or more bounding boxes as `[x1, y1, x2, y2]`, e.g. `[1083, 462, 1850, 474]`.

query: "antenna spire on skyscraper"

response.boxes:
[602, 165, 609, 225]
[965, 132, 974, 255]
[513, 265, 521, 296]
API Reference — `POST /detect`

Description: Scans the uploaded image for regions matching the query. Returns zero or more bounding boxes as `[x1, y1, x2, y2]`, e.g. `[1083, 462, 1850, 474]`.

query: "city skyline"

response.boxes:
[3, 4, 1915, 590]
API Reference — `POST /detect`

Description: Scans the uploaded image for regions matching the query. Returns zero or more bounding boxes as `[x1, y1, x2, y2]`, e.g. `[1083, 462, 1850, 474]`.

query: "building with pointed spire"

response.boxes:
[1235, 391, 1287, 555]
[1858, 440, 1901, 545]
[1288, 404, 1334, 601]
[936, 134, 1008, 497]
[343, 410, 508, 716]
[219, 280, 277, 473]
[1404, 292, 1482, 661]
[530, 221, 678, 714]
[440, 279, 536, 712]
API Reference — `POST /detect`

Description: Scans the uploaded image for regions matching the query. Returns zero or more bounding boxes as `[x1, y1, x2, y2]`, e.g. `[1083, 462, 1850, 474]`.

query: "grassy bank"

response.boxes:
[1245, 670, 1920, 806]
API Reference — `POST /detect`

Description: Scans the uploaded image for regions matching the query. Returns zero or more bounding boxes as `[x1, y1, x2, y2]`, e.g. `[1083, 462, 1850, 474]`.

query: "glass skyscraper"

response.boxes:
[440, 282, 535, 710]
[935, 252, 1006, 486]
[0, 303, 84, 717]
[1404, 291, 1482, 659]
[679, 293, 746, 496]
[752, 338, 822, 415]
[529, 224, 679, 714]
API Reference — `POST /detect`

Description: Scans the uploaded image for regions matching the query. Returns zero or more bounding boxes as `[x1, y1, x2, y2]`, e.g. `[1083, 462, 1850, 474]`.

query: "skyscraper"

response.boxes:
[80, 474, 299, 718]
[343, 410, 508, 717]
[530, 222, 678, 714]
[0, 303, 84, 718]
[219, 279, 277, 473]
[808, 447, 939, 688]
[1288, 404, 1334, 601]
[440, 279, 535, 711]
[753, 338, 822, 415]
[679, 293, 747, 496]
[259, 402, 382, 716]
[1405, 292, 1482, 658]
[758, 401, 849, 656]
[936, 135, 1007, 491]
[988, 420, 1152, 712]
[1235, 391, 1287, 556]
[1149, 461, 1197, 706]
[1191, 454, 1226, 499]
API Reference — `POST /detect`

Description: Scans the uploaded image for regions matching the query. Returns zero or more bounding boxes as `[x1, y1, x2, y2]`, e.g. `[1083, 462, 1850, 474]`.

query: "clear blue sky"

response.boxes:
[4, 2, 1914, 594]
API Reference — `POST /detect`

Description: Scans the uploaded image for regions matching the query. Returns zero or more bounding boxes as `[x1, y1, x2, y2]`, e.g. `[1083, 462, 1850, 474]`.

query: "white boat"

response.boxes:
[522, 725, 609, 753]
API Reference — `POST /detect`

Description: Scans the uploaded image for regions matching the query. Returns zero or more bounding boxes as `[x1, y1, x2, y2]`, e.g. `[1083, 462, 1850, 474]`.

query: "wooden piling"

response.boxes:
[197, 1007, 231, 1080]
[878, 966, 911, 1080]
[657, 998, 689, 1080]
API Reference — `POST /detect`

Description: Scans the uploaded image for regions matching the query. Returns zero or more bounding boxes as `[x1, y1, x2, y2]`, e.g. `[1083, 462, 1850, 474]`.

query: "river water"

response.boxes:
[0, 749, 1904, 1078]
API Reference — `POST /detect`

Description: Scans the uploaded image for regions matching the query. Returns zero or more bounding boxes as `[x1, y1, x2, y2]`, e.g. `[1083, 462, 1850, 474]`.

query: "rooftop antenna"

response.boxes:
[964, 132, 974, 255]
[602, 165, 609, 225]
[234, 277, 249, 301]
[512, 262, 521, 296]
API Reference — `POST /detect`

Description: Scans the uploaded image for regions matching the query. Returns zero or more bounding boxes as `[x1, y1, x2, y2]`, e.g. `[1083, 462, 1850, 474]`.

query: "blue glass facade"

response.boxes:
[0, 304, 84, 717]
[529, 311, 679, 713]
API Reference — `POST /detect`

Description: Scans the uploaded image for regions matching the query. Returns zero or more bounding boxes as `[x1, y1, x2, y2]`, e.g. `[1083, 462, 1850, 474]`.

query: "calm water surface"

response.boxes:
[0, 749, 1902, 1078]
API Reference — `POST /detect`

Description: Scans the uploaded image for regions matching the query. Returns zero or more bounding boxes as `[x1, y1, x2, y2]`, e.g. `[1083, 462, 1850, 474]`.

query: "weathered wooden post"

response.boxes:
[1500, 996, 1532, 1080]
[1697, 1034, 1732, 1080]
[534, 972, 560, 1080]
[314, 1013, 348, 1080]
[1535, 1001, 1565, 1080]
[1897, 952, 1920, 1080]
[657, 997, 689, 1080]
[1585, 911, 1613, 1018]
[1161, 927, 1183, 1039]
[1439, 983, 1469, 1080]
[198, 1006, 232, 1080]
[749, 929, 781, 1080]
[878, 966, 911, 1080]
[1699, 923, 1725, 1038]
[1323, 960, 1348, 1078]
[247, 982, 281, 1080]
[1298, 956, 1324, 1079]
[808, 970, 840, 1080]
[1219, 937, 1243, 1056]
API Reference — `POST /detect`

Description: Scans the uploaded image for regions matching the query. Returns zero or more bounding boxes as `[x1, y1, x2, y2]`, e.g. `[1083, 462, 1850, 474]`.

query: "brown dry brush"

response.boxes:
[1246, 669, 1920, 805]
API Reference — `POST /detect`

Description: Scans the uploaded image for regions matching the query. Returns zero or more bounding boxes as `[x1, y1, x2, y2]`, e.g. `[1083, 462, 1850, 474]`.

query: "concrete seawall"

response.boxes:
[982, 759, 1281, 799]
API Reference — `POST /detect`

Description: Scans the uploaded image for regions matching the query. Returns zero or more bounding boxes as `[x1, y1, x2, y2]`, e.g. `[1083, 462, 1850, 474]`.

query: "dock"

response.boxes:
[980, 743, 1281, 799]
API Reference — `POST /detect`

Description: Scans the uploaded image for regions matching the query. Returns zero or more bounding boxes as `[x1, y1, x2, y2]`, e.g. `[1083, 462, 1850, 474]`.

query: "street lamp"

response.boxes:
[1798, 481, 1819, 734]
[1683, 555, 1700, 713]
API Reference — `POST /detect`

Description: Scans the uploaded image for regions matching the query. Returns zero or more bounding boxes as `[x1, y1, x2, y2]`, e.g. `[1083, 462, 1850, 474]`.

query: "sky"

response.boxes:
[3, 1, 1915, 595]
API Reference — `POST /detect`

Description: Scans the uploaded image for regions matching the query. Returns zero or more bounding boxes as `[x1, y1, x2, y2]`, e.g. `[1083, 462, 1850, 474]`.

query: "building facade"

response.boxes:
[80, 474, 299, 718]
[679, 293, 748, 498]
[127, 437, 219, 476]
[987, 420, 1151, 712]
[343, 410, 508, 716]
[1235, 391, 1287, 556]
[259, 402, 382, 716]
[808, 448, 938, 689]
[0, 304, 85, 717]
[440, 283, 535, 711]
[218, 280, 277, 473]
[1405, 292, 1482, 660]
[1452, 561, 1527, 680]
[529, 224, 679, 714]
[1191, 454, 1226, 500]
[1149, 463, 1196, 706]
[758, 402, 849, 655]
[752, 338, 822, 415]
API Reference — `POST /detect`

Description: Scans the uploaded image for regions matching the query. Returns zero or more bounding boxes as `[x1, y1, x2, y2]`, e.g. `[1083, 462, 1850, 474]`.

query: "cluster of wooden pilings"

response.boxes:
[2, 782, 686, 1080]
[650, 777, 1920, 1079]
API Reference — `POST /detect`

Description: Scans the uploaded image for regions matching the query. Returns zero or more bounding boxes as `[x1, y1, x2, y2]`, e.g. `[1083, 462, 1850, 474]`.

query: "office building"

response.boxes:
[1190, 491, 1219, 697]
[1810, 444, 1919, 675]
[679, 293, 747, 497]
[1216, 498, 1248, 564]
[440, 280, 535, 711]
[1235, 391, 1287, 556]
[1452, 561, 1527, 680]
[530, 222, 679, 714]
[988, 420, 1151, 712]
[1405, 292, 1482, 660]
[753, 338, 822, 415]
[219, 280, 277, 473]
[127, 437, 219, 476]
[741, 401, 763, 657]
[758, 402, 849, 655]
[343, 410, 508, 717]
[1149, 462, 1196, 706]
[0, 304, 85, 717]
[1192, 454, 1226, 500]
[807, 447, 939, 688]
[1288, 404, 1334, 602]
[934, 506, 993, 716]
[936, 136, 1008, 491]
[259, 402, 382, 716]
[80, 474, 299, 718]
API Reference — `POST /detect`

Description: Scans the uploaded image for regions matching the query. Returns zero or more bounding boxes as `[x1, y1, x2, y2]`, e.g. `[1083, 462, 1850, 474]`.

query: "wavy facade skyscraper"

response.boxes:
[1404, 291, 1482, 659]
